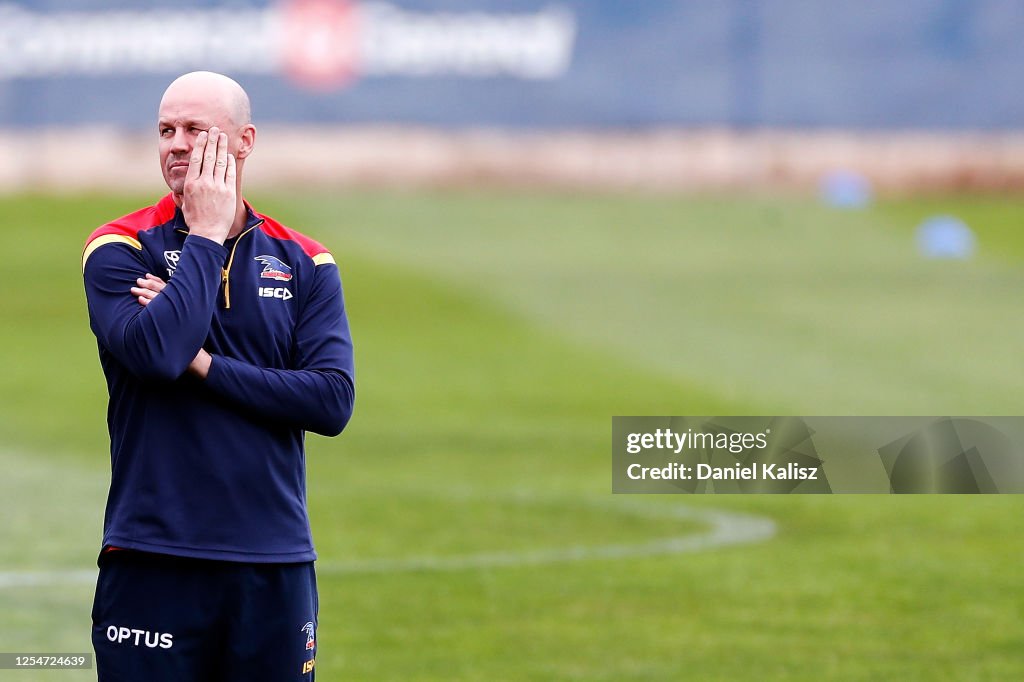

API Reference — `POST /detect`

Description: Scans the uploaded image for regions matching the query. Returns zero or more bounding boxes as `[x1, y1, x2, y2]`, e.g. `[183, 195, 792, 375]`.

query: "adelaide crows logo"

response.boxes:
[254, 255, 293, 282]
[301, 621, 316, 651]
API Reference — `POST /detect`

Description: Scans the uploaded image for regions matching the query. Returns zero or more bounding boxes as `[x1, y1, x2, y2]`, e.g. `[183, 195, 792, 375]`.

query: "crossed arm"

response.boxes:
[91, 256, 354, 437]
[132, 273, 212, 377]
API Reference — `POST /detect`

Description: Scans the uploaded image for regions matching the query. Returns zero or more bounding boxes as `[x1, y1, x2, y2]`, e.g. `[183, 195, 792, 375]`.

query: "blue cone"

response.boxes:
[916, 215, 976, 259]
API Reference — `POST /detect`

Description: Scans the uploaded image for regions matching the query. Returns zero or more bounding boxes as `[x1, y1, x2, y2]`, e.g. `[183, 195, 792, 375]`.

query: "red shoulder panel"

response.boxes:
[256, 211, 331, 259]
[84, 194, 178, 246]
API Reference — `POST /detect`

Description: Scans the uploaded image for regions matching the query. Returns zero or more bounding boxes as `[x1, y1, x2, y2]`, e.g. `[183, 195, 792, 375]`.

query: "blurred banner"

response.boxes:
[0, 0, 1021, 129]
[613, 417, 1024, 494]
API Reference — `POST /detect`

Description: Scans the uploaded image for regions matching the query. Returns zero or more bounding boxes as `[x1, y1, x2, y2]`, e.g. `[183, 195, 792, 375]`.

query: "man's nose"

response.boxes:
[169, 129, 190, 154]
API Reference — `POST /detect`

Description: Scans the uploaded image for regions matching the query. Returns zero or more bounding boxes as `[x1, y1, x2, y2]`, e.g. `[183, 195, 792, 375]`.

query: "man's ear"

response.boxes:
[237, 124, 257, 159]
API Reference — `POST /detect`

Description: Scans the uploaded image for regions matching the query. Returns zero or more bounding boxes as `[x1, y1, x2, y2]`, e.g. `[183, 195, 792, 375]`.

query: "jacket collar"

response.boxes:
[169, 195, 263, 235]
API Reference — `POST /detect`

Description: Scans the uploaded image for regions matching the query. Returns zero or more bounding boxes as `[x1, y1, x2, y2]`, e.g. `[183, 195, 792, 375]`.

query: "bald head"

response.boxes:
[157, 71, 257, 195]
[160, 71, 251, 127]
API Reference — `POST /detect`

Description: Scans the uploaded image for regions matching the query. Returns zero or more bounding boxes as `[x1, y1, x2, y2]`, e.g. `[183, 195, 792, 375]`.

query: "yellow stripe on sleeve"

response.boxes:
[312, 252, 336, 266]
[82, 234, 143, 270]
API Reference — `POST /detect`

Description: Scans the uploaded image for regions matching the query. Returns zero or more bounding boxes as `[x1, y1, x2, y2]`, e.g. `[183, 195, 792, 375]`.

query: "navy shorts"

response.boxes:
[91, 550, 318, 682]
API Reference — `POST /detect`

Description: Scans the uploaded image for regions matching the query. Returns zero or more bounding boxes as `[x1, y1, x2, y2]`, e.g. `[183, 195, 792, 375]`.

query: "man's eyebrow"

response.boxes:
[157, 119, 212, 130]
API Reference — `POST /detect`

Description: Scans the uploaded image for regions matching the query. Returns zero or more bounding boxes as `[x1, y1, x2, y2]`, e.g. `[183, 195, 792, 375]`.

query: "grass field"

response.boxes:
[1, 191, 1022, 680]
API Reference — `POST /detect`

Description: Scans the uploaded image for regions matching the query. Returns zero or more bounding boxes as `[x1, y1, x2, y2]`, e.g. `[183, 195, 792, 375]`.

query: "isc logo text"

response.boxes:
[258, 287, 293, 300]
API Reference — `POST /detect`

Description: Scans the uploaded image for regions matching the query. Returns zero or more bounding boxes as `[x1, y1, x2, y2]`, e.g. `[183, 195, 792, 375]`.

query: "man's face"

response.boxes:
[158, 93, 239, 195]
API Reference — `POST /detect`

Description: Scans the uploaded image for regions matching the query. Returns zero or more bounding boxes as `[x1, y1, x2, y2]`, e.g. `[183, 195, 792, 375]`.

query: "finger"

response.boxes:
[130, 286, 158, 299]
[144, 273, 166, 284]
[135, 277, 163, 292]
[202, 127, 220, 179]
[139, 296, 150, 306]
[226, 153, 236, 185]
[186, 131, 208, 182]
[214, 133, 228, 183]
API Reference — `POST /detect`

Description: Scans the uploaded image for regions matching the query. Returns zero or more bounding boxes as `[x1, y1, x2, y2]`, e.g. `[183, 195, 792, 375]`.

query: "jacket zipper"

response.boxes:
[176, 220, 264, 309]
[221, 222, 262, 309]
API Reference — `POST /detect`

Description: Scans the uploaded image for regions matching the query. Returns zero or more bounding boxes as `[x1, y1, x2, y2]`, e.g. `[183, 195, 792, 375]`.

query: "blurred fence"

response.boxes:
[1, 0, 1022, 129]
[3, 0, 1023, 193]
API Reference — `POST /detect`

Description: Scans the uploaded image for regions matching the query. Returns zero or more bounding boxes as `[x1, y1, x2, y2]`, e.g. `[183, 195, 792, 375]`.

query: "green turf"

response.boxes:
[0, 191, 1021, 681]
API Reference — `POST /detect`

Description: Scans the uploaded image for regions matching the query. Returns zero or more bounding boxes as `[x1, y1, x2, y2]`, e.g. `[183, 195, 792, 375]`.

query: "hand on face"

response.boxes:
[180, 126, 236, 245]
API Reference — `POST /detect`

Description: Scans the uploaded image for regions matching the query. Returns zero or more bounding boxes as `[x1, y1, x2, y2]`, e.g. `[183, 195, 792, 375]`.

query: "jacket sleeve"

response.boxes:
[203, 260, 355, 437]
[83, 235, 227, 382]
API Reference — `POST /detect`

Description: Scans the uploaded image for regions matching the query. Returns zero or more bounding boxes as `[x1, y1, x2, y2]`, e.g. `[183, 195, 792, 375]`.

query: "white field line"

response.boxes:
[0, 570, 99, 589]
[0, 500, 776, 587]
[319, 501, 776, 575]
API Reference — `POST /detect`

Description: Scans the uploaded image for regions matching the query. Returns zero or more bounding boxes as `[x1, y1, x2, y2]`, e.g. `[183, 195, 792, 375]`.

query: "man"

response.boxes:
[81, 71, 354, 681]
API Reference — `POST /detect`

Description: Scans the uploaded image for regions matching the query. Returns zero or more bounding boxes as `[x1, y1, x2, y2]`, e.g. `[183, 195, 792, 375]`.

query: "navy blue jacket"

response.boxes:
[82, 194, 354, 562]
